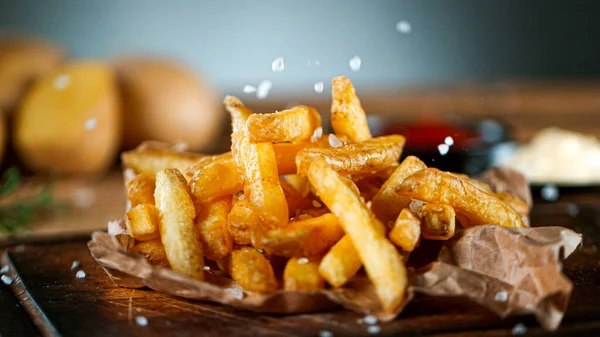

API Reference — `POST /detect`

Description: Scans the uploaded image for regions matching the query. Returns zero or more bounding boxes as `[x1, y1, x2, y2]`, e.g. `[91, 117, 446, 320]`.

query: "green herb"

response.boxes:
[0, 168, 55, 234]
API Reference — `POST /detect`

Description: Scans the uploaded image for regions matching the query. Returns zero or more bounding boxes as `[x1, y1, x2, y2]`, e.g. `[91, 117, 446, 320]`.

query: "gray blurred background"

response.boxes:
[2, 0, 600, 98]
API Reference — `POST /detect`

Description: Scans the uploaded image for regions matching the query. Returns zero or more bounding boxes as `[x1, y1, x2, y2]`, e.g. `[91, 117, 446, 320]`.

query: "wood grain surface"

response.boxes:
[1, 203, 599, 337]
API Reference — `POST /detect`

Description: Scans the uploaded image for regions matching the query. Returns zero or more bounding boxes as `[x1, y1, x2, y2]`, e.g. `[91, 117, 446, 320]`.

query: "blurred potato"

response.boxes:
[126, 173, 156, 208]
[130, 239, 170, 268]
[117, 58, 222, 151]
[284, 258, 324, 291]
[125, 203, 160, 241]
[0, 38, 65, 112]
[14, 61, 121, 174]
[229, 247, 278, 293]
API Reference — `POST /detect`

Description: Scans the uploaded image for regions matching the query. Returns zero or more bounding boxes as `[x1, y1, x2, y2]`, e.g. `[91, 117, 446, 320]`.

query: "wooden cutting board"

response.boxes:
[1, 203, 600, 336]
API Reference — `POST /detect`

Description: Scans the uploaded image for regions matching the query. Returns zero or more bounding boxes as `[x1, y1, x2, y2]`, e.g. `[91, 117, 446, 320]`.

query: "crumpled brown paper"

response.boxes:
[88, 167, 581, 329]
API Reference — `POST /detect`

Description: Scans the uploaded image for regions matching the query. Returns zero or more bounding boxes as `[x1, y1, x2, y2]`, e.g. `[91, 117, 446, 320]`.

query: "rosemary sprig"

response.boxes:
[0, 168, 55, 234]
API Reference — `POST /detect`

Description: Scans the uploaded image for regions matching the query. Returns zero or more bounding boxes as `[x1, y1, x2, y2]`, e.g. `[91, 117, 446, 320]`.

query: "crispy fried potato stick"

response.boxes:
[126, 173, 156, 208]
[318, 236, 362, 287]
[189, 153, 242, 203]
[388, 208, 421, 252]
[308, 158, 407, 313]
[195, 196, 234, 260]
[371, 156, 427, 226]
[331, 76, 372, 142]
[284, 258, 324, 291]
[229, 247, 278, 293]
[122, 141, 204, 176]
[395, 168, 527, 228]
[296, 135, 405, 177]
[155, 168, 204, 280]
[130, 239, 170, 268]
[419, 203, 456, 240]
[125, 203, 160, 241]
[225, 96, 288, 227]
[227, 198, 259, 245]
[247, 105, 322, 143]
[279, 177, 313, 215]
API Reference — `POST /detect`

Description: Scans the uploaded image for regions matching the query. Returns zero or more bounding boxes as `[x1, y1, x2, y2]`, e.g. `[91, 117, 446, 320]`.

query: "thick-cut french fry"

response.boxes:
[279, 178, 313, 215]
[395, 168, 527, 228]
[229, 247, 278, 293]
[451, 174, 493, 194]
[284, 257, 324, 291]
[121, 141, 204, 176]
[419, 203, 456, 240]
[274, 142, 321, 175]
[225, 96, 288, 227]
[155, 168, 204, 280]
[371, 156, 427, 227]
[318, 236, 362, 287]
[496, 191, 530, 216]
[125, 203, 160, 241]
[189, 154, 242, 204]
[331, 76, 372, 142]
[254, 213, 344, 258]
[296, 135, 405, 177]
[126, 173, 156, 208]
[195, 196, 234, 260]
[184, 152, 232, 180]
[247, 105, 322, 143]
[227, 198, 259, 245]
[340, 176, 361, 197]
[388, 208, 421, 252]
[283, 174, 310, 197]
[130, 239, 170, 268]
[308, 158, 407, 312]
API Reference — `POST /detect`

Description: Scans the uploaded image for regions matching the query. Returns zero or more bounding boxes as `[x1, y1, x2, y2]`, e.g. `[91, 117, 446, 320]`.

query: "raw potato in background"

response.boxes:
[0, 38, 65, 112]
[13, 61, 121, 174]
[117, 58, 222, 151]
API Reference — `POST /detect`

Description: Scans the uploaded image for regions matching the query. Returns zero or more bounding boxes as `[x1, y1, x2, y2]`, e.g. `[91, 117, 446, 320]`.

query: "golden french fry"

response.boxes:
[125, 203, 160, 241]
[195, 196, 234, 260]
[279, 178, 313, 215]
[184, 152, 232, 180]
[126, 173, 156, 208]
[283, 174, 311, 197]
[284, 257, 324, 291]
[229, 247, 278, 293]
[155, 168, 204, 280]
[388, 208, 421, 252]
[227, 197, 259, 245]
[318, 236, 362, 288]
[395, 168, 527, 228]
[308, 158, 407, 312]
[274, 142, 321, 175]
[225, 96, 289, 227]
[419, 203, 456, 240]
[340, 176, 361, 197]
[496, 191, 530, 216]
[121, 141, 204, 176]
[371, 156, 427, 227]
[296, 135, 405, 177]
[331, 76, 372, 142]
[247, 105, 322, 143]
[189, 153, 242, 203]
[130, 239, 170, 268]
[254, 213, 344, 258]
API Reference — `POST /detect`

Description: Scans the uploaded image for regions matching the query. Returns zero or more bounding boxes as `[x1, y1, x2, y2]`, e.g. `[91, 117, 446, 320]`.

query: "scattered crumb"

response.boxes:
[314, 81, 324, 93]
[135, 316, 148, 326]
[511, 323, 527, 335]
[271, 57, 284, 72]
[312, 200, 322, 208]
[238, 194, 246, 201]
[437, 144, 450, 156]
[495, 291, 508, 302]
[329, 134, 343, 148]
[319, 330, 333, 337]
[349, 56, 362, 72]
[297, 258, 309, 265]
[76, 270, 86, 279]
[0, 265, 8, 274]
[224, 288, 244, 300]
[367, 325, 381, 334]
[363, 315, 378, 325]
[1, 274, 13, 285]
[71, 261, 80, 270]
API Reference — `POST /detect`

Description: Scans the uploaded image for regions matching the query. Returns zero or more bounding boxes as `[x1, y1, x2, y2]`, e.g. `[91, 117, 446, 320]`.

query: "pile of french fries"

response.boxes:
[120, 76, 529, 314]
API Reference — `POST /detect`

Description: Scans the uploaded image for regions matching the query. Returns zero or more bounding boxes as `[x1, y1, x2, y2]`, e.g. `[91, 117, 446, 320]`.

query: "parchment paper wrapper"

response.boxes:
[89, 167, 580, 329]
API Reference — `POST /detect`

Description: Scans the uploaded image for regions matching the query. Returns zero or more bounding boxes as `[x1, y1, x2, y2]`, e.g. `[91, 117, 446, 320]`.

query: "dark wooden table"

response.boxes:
[1, 194, 599, 337]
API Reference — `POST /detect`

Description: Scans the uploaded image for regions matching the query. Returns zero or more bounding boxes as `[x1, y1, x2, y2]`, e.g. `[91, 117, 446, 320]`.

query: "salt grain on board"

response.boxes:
[495, 291, 508, 302]
[1, 275, 13, 285]
[204, 266, 210, 271]
[396, 20, 412, 34]
[76, 270, 86, 279]
[71, 261, 80, 270]
[54, 74, 70, 90]
[297, 258, 309, 265]
[256, 80, 273, 100]
[367, 325, 381, 334]
[541, 185, 559, 201]
[363, 315, 378, 325]
[319, 330, 333, 337]
[329, 134, 343, 148]
[349, 56, 362, 72]
[314, 81, 324, 93]
[225, 288, 244, 300]
[511, 323, 527, 335]
[437, 144, 450, 156]
[135, 316, 148, 326]
[243, 85, 257, 93]
[271, 57, 284, 72]
[0, 265, 8, 274]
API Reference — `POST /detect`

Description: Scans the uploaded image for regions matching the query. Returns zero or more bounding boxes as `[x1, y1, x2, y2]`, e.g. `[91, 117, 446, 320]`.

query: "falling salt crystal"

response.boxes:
[312, 200, 322, 208]
[511, 323, 527, 335]
[1, 275, 13, 285]
[271, 57, 284, 72]
[224, 288, 244, 300]
[495, 291, 508, 302]
[203, 266, 210, 271]
[363, 315, 378, 325]
[238, 194, 246, 201]
[437, 144, 450, 156]
[319, 330, 333, 337]
[54, 74, 70, 90]
[329, 134, 343, 148]
[84, 118, 97, 130]
[311, 127, 323, 142]
[71, 261, 80, 270]
[567, 203, 579, 217]
[135, 316, 148, 326]
[307, 60, 312, 66]
[444, 136, 454, 146]
[243, 85, 257, 93]
[256, 80, 273, 100]
[396, 20, 412, 34]
[75, 270, 86, 279]
[541, 185, 559, 201]
[367, 325, 381, 334]
[314, 60, 320, 66]
[314, 81, 324, 93]
[349, 56, 362, 72]
[297, 258, 309, 265]
[0, 265, 8, 274]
